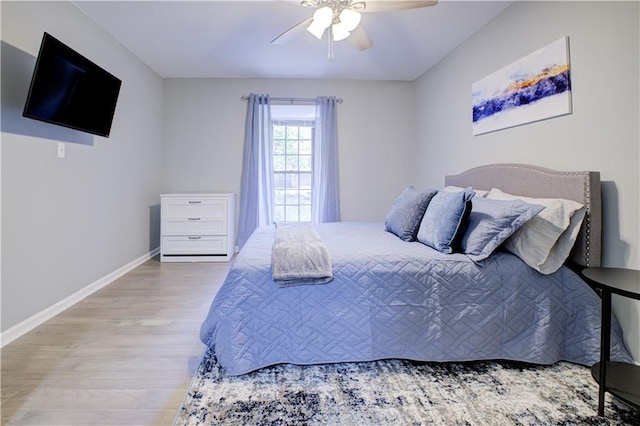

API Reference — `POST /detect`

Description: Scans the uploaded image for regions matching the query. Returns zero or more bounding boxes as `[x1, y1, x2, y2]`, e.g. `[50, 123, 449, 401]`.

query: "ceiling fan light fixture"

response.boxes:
[332, 22, 351, 41]
[306, 6, 333, 39]
[339, 8, 361, 32]
[307, 22, 326, 39]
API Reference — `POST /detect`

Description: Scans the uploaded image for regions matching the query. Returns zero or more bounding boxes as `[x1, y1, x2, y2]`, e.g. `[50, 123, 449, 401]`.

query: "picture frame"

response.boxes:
[472, 36, 572, 136]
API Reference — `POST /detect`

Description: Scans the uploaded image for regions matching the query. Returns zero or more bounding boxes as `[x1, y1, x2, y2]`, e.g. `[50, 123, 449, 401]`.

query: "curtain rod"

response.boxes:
[240, 95, 343, 104]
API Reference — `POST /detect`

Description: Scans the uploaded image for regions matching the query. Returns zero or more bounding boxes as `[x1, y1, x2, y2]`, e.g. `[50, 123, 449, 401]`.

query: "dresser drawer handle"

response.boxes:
[188, 200, 202, 204]
[188, 236, 202, 240]
[188, 217, 201, 221]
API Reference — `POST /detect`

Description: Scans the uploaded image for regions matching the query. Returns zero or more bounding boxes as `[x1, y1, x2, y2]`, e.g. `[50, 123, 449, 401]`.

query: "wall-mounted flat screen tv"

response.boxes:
[23, 32, 122, 138]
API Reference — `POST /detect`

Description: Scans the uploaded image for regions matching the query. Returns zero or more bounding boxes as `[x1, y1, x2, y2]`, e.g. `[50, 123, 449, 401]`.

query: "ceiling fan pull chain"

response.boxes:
[328, 26, 335, 62]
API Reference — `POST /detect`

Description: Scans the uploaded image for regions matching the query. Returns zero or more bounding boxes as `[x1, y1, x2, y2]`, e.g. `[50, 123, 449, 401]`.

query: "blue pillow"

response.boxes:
[461, 197, 545, 262]
[385, 186, 438, 241]
[417, 187, 475, 253]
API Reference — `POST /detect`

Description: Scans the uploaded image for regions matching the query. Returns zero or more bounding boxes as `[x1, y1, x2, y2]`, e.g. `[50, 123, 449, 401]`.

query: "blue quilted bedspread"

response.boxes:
[200, 222, 632, 375]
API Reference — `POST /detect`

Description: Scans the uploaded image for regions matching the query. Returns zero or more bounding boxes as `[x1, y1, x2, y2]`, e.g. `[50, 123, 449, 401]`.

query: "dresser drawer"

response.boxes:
[162, 197, 227, 217]
[161, 236, 228, 255]
[162, 216, 227, 235]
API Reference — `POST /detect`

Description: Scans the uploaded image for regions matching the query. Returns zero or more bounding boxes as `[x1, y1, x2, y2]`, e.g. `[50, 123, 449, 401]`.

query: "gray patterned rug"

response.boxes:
[174, 348, 639, 425]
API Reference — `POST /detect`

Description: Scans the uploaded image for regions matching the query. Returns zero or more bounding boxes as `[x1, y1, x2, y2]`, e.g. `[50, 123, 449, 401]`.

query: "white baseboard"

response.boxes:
[0, 247, 160, 348]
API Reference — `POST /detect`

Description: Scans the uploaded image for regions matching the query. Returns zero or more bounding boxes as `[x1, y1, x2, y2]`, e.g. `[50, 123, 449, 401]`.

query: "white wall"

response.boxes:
[1, 2, 164, 332]
[162, 78, 416, 222]
[413, 1, 640, 360]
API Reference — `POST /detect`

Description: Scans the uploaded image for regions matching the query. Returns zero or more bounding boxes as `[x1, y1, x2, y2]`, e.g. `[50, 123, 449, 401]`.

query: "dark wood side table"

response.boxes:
[581, 267, 640, 417]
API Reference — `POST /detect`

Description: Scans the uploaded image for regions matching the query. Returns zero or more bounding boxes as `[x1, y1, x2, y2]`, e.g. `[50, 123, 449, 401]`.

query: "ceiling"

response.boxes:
[72, 0, 513, 81]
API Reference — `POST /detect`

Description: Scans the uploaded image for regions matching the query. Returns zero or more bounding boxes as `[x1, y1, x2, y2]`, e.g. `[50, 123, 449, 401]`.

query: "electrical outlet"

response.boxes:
[57, 142, 65, 159]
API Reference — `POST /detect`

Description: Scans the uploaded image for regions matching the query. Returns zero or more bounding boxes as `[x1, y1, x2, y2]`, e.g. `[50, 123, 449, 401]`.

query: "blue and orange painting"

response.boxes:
[472, 37, 572, 136]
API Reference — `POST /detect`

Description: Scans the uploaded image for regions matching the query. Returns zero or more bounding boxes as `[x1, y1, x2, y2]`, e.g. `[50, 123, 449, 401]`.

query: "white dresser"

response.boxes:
[160, 193, 236, 262]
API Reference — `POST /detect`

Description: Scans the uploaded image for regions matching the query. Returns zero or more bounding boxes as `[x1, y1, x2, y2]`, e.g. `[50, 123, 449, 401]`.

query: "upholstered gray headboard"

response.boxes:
[445, 163, 601, 268]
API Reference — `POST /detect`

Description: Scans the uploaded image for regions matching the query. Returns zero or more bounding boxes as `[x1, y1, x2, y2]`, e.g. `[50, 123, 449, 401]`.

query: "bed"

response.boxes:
[200, 164, 633, 375]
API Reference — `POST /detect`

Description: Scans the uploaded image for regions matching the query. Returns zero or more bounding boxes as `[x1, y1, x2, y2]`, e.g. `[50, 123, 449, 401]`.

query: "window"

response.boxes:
[272, 120, 314, 222]
[271, 104, 316, 222]
[238, 95, 339, 246]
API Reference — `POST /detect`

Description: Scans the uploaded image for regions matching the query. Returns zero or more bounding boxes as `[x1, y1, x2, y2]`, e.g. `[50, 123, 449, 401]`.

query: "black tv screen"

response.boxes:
[23, 32, 122, 138]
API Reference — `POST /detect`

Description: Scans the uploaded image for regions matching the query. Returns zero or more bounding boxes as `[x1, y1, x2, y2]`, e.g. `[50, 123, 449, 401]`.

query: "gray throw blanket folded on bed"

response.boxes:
[271, 222, 333, 288]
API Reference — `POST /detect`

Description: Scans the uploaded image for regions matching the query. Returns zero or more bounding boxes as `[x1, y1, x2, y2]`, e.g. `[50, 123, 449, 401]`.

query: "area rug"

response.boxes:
[174, 348, 639, 425]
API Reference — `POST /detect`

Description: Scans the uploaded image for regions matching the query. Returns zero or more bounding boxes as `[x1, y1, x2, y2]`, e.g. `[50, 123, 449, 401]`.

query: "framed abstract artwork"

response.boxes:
[472, 36, 572, 136]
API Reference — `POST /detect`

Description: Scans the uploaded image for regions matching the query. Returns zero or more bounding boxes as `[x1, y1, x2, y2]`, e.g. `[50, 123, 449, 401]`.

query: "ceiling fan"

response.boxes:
[272, 0, 438, 60]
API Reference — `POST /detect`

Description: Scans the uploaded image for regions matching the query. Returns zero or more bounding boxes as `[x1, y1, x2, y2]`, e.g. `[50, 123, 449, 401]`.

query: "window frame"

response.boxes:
[272, 119, 315, 222]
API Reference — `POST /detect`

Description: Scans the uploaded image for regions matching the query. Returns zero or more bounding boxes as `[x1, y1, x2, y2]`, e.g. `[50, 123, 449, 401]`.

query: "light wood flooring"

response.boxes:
[1, 257, 229, 425]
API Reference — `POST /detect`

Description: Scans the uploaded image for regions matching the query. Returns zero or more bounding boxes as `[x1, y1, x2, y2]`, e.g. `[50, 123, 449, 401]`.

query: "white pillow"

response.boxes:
[487, 188, 586, 274]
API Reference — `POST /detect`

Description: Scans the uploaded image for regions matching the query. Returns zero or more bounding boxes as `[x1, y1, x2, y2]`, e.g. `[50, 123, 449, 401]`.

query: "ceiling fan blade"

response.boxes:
[361, 0, 438, 13]
[348, 25, 373, 51]
[271, 17, 313, 45]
